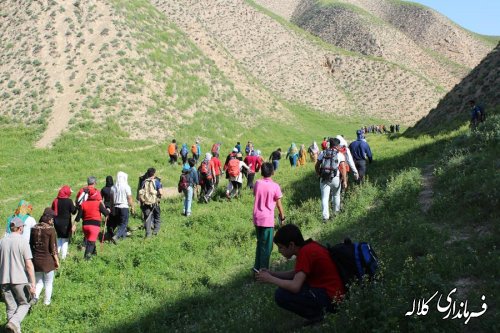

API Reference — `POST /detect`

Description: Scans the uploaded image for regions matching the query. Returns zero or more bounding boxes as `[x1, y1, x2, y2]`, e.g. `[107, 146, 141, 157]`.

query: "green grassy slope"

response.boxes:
[0, 111, 498, 332]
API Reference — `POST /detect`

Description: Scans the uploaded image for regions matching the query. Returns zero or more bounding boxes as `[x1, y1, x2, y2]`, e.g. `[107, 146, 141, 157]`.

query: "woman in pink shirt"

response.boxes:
[253, 162, 285, 271]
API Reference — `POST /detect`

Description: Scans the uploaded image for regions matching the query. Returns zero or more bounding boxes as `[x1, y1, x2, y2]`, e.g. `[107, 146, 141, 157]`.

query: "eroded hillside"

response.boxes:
[0, 0, 285, 147]
[152, 0, 444, 125]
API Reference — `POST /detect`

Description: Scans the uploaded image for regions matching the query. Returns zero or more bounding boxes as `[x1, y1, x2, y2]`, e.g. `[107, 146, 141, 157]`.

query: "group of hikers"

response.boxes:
[361, 124, 399, 134]
[0, 129, 375, 331]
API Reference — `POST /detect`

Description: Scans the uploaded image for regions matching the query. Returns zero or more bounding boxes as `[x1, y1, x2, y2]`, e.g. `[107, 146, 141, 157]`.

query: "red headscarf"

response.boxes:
[51, 185, 72, 216]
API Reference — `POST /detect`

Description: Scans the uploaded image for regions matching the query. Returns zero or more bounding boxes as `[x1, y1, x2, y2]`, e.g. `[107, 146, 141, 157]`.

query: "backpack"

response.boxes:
[227, 158, 240, 177]
[168, 143, 176, 155]
[320, 149, 340, 180]
[327, 238, 378, 291]
[336, 147, 350, 173]
[178, 173, 189, 193]
[138, 178, 158, 205]
[191, 145, 197, 154]
[180, 146, 188, 157]
[198, 160, 213, 180]
[76, 187, 90, 207]
[211, 143, 221, 155]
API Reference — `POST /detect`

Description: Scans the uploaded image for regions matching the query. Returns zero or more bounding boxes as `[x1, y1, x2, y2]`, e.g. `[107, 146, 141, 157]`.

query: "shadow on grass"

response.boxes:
[101, 135, 496, 333]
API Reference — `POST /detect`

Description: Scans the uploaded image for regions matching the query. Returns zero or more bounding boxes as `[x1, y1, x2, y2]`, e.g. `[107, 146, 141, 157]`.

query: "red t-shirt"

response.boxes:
[210, 157, 222, 176]
[295, 241, 345, 300]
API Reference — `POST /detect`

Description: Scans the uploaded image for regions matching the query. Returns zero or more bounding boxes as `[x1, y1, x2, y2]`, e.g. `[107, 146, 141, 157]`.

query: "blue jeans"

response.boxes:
[114, 207, 129, 239]
[289, 155, 298, 167]
[275, 285, 332, 320]
[183, 186, 194, 215]
[272, 160, 279, 171]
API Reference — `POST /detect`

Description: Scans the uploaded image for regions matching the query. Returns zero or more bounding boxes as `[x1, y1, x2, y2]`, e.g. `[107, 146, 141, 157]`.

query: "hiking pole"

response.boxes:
[100, 215, 108, 253]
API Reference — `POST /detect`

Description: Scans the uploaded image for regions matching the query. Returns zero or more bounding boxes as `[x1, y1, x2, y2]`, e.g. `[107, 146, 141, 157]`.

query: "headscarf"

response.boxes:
[289, 143, 298, 155]
[311, 141, 319, 153]
[39, 207, 56, 224]
[9, 200, 33, 223]
[105, 175, 114, 188]
[51, 185, 72, 216]
[87, 187, 102, 201]
[335, 135, 348, 148]
[6, 200, 33, 234]
[204, 152, 212, 162]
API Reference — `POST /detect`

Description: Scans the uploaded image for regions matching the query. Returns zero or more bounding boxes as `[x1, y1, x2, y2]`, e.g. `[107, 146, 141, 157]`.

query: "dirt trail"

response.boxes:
[418, 164, 435, 213]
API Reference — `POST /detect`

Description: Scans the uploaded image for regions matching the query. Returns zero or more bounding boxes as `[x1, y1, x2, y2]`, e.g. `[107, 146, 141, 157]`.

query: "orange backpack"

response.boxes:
[168, 143, 176, 155]
[227, 159, 240, 177]
[191, 145, 197, 154]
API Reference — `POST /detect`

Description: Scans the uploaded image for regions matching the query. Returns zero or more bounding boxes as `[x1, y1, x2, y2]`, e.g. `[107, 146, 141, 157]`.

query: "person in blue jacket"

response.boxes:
[348, 130, 373, 184]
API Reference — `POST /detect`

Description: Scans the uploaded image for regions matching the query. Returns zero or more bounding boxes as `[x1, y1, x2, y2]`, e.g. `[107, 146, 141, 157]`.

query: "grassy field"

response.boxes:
[0, 107, 498, 332]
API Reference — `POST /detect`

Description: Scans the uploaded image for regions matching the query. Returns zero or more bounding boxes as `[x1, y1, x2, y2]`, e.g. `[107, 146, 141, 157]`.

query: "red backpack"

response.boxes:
[178, 173, 189, 193]
[198, 160, 213, 180]
[227, 159, 240, 177]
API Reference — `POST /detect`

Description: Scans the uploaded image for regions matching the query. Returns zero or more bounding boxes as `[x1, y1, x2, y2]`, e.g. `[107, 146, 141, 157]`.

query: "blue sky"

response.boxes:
[404, 0, 500, 36]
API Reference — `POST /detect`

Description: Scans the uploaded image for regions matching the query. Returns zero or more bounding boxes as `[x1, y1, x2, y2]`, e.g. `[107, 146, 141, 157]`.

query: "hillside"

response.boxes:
[0, 0, 286, 147]
[2, 0, 490, 148]
[254, 0, 494, 95]
[152, 0, 449, 125]
[408, 42, 500, 135]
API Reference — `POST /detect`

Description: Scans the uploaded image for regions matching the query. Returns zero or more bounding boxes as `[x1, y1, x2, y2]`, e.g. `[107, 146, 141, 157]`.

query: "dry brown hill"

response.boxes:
[0, 0, 285, 147]
[1, 0, 495, 146]
[152, 0, 446, 125]
[408, 42, 500, 136]
[256, 0, 494, 90]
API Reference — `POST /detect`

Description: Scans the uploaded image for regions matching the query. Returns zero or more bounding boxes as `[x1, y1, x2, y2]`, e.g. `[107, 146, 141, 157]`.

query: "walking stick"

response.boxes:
[100, 215, 108, 252]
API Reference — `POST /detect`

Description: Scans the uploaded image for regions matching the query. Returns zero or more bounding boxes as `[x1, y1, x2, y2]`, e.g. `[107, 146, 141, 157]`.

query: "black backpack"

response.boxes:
[327, 238, 378, 291]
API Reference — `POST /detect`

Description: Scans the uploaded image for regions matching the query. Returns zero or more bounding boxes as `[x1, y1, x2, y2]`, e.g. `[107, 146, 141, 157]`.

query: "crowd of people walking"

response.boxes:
[0, 129, 374, 332]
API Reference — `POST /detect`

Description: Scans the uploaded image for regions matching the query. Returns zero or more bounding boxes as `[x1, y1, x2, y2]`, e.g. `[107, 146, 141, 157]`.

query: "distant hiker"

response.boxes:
[334, 135, 359, 189]
[211, 142, 221, 156]
[101, 176, 116, 239]
[138, 168, 163, 238]
[245, 141, 254, 156]
[75, 187, 109, 259]
[111, 171, 134, 242]
[286, 143, 299, 167]
[0, 217, 36, 333]
[211, 152, 223, 187]
[255, 224, 344, 325]
[30, 208, 59, 306]
[180, 143, 189, 164]
[348, 130, 373, 184]
[244, 151, 263, 190]
[269, 148, 282, 171]
[321, 137, 328, 150]
[51, 185, 76, 260]
[198, 153, 216, 203]
[168, 139, 179, 165]
[235, 141, 241, 153]
[469, 100, 483, 129]
[252, 162, 285, 271]
[6, 200, 37, 241]
[180, 159, 198, 216]
[226, 153, 249, 199]
[395, 124, 400, 133]
[316, 138, 348, 222]
[308, 141, 319, 163]
[298, 144, 307, 166]
[191, 140, 201, 162]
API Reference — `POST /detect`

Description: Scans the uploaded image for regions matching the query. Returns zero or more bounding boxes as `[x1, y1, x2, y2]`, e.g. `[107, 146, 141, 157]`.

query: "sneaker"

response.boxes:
[322, 217, 330, 223]
[111, 236, 118, 244]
